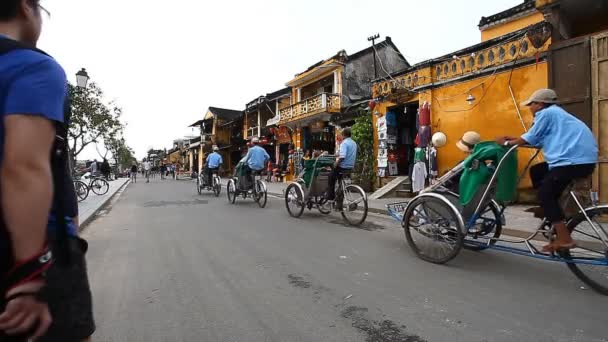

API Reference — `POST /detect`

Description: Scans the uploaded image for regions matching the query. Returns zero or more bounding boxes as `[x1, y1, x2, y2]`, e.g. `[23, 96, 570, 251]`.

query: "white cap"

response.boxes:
[213, 146, 219, 151]
[251, 137, 260, 144]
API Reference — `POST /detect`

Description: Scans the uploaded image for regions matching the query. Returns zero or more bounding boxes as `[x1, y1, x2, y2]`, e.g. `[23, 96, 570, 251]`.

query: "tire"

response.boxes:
[73, 180, 89, 202]
[403, 195, 465, 264]
[197, 176, 202, 195]
[254, 180, 267, 208]
[91, 178, 109, 195]
[340, 185, 368, 226]
[227, 179, 237, 204]
[213, 176, 221, 197]
[316, 197, 331, 214]
[559, 206, 608, 295]
[463, 201, 503, 251]
[285, 183, 305, 218]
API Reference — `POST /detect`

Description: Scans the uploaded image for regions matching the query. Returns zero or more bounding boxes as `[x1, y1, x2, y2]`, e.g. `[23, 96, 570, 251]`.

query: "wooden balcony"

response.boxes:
[279, 93, 341, 124]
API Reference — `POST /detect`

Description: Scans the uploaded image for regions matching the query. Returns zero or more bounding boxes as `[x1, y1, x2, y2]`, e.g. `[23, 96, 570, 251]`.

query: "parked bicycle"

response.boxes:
[73, 171, 110, 202]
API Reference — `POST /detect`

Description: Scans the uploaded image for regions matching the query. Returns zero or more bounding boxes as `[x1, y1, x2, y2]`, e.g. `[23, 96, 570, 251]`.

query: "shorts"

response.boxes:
[40, 237, 96, 341]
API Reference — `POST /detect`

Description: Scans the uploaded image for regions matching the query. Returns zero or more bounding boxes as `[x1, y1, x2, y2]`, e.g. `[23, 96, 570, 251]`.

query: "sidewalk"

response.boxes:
[261, 179, 541, 235]
[79, 178, 129, 228]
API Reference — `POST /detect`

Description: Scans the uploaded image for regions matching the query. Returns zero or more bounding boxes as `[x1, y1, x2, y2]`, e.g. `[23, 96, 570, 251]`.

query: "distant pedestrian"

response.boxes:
[160, 164, 166, 180]
[143, 159, 151, 183]
[90, 158, 98, 175]
[130, 163, 138, 183]
[101, 158, 111, 180]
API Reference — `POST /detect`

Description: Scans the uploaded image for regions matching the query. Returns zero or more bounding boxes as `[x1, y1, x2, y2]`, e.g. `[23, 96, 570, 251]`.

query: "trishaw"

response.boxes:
[196, 168, 222, 197]
[226, 162, 268, 208]
[387, 144, 608, 295]
[284, 154, 368, 226]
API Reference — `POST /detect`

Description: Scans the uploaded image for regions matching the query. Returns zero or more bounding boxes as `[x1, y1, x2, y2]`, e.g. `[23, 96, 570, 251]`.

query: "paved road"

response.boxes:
[83, 178, 607, 342]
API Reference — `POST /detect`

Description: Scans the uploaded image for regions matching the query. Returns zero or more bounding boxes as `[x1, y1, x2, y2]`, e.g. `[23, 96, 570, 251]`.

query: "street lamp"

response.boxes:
[76, 68, 89, 89]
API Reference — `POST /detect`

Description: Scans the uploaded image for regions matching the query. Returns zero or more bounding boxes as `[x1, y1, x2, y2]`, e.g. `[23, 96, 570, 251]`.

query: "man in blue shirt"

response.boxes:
[0, 1, 94, 340]
[499, 89, 598, 252]
[243, 137, 270, 182]
[326, 127, 358, 201]
[205, 146, 223, 186]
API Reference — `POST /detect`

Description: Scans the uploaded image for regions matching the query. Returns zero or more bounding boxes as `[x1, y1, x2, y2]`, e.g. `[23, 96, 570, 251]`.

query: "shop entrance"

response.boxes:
[385, 102, 418, 176]
[303, 124, 335, 155]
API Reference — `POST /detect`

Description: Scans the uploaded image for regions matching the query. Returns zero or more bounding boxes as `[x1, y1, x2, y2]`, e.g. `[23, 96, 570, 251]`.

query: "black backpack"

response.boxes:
[0, 38, 71, 291]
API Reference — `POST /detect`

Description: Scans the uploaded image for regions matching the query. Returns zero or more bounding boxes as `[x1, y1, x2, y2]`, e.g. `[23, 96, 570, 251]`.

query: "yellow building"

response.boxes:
[189, 107, 244, 174]
[371, 1, 555, 200]
[278, 38, 409, 176]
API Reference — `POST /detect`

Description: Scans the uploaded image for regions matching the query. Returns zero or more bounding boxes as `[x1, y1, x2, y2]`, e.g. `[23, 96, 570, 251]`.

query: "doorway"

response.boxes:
[385, 102, 418, 176]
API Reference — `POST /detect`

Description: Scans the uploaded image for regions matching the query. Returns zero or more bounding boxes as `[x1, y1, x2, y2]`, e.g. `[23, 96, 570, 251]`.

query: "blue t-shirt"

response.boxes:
[339, 137, 357, 169]
[206, 152, 223, 168]
[0, 39, 70, 234]
[521, 105, 598, 169]
[245, 145, 270, 170]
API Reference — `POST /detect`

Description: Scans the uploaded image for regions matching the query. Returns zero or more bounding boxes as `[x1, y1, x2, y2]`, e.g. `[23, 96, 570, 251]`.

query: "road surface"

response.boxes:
[83, 178, 607, 342]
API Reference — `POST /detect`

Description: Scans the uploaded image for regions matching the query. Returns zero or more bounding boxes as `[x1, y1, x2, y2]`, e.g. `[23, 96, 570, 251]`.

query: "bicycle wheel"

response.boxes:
[463, 201, 503, 251]
[255, 180, 267, 208]
[196, 176, 202, 195]
[316, 197, 331, 214]
[403, 195, 465, 264]
[91, 178, 109, 195]
[340, 185, 368, 226]
[213, 176, 221, 197]
[73, 180, 89, 202]
[560, 206, 608, 295]
[285, 183, 305, 218]
[227, 179, 237, 204]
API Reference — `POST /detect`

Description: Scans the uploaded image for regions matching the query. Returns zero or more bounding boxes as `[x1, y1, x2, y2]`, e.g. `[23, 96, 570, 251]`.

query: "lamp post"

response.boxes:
[76, 68, 89, 89]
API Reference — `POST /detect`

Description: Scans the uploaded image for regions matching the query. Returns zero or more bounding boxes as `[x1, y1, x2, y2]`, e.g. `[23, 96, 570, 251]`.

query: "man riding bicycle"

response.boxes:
[243, 137, 269, 184]
[326, 127, 357, 201]
[205, 146, 223, 187]
[498, 88, 598, 252]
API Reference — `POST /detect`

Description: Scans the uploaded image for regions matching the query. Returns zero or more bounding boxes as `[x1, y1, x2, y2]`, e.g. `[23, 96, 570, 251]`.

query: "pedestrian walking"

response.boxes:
[143, 159, 152, 183]
[130, 163, 138, 183]
[0, 2, 95, 340]
[101, 158, 111, 180]
[160, 164, 166, 180]
[89, 158, 98, 176]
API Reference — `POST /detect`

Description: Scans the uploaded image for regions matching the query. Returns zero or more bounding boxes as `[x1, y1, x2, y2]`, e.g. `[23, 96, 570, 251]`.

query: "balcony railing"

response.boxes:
[279, 93, 341, 124]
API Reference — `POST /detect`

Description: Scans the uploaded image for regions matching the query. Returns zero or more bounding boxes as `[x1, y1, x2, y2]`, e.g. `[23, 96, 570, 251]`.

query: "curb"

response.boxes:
[79, 179, 130, 231]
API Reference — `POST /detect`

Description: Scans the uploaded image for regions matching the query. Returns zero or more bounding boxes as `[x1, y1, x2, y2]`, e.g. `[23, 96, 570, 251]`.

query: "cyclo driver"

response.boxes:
[325, 128, 357, 203]
[205, 146, 223, 187]
[242, 137, 269, 185]
[498, 88, 598, 252]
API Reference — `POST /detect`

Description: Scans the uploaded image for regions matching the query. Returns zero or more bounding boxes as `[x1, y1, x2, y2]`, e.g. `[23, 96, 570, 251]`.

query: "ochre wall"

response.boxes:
[373, 62, 548, 191]
[481, 12, 545, 42]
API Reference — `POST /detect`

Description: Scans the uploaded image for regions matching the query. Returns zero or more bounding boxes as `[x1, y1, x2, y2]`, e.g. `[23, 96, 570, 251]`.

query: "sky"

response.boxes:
[39, 0, 521, 160]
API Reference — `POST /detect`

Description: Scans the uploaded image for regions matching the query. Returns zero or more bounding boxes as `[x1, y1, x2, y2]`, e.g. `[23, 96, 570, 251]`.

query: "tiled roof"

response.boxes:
[208, 107, 243, 120]
[479, 0, 536, 28]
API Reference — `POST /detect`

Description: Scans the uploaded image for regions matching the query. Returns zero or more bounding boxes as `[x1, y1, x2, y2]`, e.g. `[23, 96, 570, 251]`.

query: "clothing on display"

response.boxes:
[378, 131, 387, 140]
[378, 148, 388, 158]
[414, 147, 426, 162]
[378, 157, 388, 167]
[387, 135, 397, 144]
[385, 111, 397, 127]
[412, 161, 427, 193]
[379, 140, 387, 149]
[418, 125, 431, 147]
[388, 162, 399, 176]
[376, 116, 387, 133]
[419, 102, 431, 126]
[377, 168, 386, 178]
[429, 146, 438, 177]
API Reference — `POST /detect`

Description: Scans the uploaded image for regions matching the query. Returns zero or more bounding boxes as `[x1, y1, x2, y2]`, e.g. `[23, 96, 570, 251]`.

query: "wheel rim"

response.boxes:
[285, 185, 304, 217]
[405, 196, 463, 263]
[340, 185, 368, 226]
[316, 197, 331, 214]
[562, 208, 608, 294]
[75, 182, 88, 201]
[256, 181, 267, 208]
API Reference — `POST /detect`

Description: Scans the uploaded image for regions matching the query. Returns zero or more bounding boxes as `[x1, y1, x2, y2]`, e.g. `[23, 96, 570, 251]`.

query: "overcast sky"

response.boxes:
[39, 0, 520, 160]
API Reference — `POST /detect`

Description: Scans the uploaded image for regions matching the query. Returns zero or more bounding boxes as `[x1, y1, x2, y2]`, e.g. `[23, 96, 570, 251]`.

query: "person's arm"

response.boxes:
[1, 115, 55, 260]
[335, 143, 346, 168]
